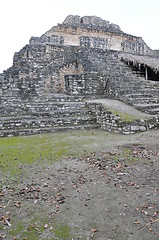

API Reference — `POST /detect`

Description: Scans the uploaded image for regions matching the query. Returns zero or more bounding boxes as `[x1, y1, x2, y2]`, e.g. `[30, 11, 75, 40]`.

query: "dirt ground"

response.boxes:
[0, 130, 159, 240]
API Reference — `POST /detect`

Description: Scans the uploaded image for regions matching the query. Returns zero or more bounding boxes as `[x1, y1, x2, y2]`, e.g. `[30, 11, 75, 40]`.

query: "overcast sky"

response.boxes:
[0, 0, 159, 73]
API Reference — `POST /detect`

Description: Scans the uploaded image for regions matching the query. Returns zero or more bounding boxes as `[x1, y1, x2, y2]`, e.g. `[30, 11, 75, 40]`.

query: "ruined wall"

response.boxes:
[30, 14, 153, 56]
[154, 50, 159, 58]
[30, 35, 64, 46]
[87, 102, 159, 134]
[31, 26, 151, 55]
[0, 45, 109, 104]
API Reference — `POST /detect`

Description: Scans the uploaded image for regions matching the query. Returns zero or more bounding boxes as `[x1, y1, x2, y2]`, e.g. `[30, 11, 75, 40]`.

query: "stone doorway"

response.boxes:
[65, 74, 86, 95]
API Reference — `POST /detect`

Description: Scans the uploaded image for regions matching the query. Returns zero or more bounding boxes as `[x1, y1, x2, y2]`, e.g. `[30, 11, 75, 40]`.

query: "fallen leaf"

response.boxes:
[15, 202, 21, 208]
[154, 211, 158, 216]
[141, 210, 148, 215]
[134, 220, 140, 224]
[4, 219, 11, 227]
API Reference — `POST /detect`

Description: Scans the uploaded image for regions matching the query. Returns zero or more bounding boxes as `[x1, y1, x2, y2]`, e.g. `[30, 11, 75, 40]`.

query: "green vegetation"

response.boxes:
[114, 146, 147, 163]
[0, 129, 149, 239]
[105, 107, 137, 122]
[8, 218, 71, 240]
[54, 224, 71, 239]
[0, 129, 145, 180]
[9, 222, 25, 237]
[9, 217, 47, 240]
[0, 224, 4, 231]
[21, 225, 41, 240]
[0, 130, 111, 176]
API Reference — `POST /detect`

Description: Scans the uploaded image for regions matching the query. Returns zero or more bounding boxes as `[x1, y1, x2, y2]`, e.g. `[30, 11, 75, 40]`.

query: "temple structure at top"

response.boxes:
[29, 15, 153, 56]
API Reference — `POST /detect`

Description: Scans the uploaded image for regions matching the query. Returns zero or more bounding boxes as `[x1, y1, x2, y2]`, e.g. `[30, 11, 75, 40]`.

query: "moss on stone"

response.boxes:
[106, 108, 137, 123]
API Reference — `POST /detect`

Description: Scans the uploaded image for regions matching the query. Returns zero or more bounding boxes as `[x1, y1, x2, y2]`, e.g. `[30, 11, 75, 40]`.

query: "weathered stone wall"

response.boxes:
[38, 15, 153, 55]
[79, 36, 108, 49]
[28, 15, 154, 56]
[42, 26, 151, 55]
[30, 35, 64, 46]
[62, 15, 115, 31]
[0, 46, 114, 102]
[86, 102, 159, 134]
[154, 49, 159, 58]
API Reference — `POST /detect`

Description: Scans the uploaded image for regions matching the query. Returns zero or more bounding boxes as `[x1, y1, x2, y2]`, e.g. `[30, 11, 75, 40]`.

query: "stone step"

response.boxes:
[0, 123, 99, 138]
[25, 101, 85, 109]
[0, 92, 99, 136]
[35, 94, 85, 102]
[134, 103, 159, 110]
[0, 115, 96, 130]
[107, 75, 155, 87]
[146, 108, 159, 114]
[116, 78, 159, 86]
[35, 94, 104, 103]
[127, 97, 159, 105]
[118, 88, 159, 96]
[123, 93, 154, 99]
[0, 107, 92, 119]
[26, 101, 86, 106]
[0, 101, 88, 116]
[31, 109, 92, 117]
[105, 56, 159, 116]
[121, 80, 159, 88]
[0, 108, 92, 119]
[118, 88, 158, 94]
[0, 115, 97, 131]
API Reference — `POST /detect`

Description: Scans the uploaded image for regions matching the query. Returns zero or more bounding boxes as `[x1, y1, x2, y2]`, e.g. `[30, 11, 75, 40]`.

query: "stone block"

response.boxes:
[130, 125, 140, 131]
[139, 126, 146, 132]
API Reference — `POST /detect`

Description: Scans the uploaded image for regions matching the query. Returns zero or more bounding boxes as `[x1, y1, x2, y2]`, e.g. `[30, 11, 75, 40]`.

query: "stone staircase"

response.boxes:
[119, 66, 159, 115]
[0, 94, 99, 137]
[100, 53, 159, 115]
[65, 48, 159, 115]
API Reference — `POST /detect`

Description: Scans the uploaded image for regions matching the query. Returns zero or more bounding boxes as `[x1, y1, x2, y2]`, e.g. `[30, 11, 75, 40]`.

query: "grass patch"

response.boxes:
[21, 226, 40, 240]
[9, 217, 47, 240]
[114, 146, 147, 164]
[106, 107, 136, 122]
[9, 222, 25, 237]
[0, 130, 111, 177]
[0, 224, 4, 231]
[54, 223, 71, 240]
